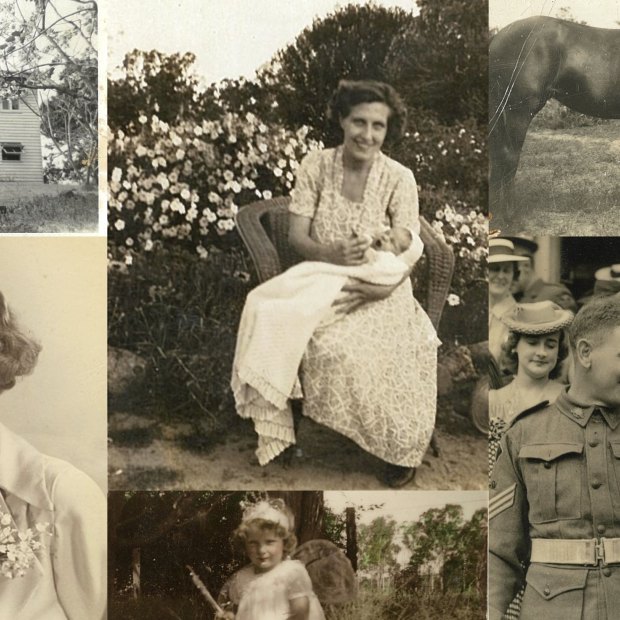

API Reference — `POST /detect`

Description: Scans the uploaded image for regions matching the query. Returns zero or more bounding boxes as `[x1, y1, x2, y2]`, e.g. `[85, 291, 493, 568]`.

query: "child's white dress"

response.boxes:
[221, 559, 325, 620]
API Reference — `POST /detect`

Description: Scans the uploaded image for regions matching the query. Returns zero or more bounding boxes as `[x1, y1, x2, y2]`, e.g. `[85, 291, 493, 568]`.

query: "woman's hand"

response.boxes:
[215, 611, 235, 620]
[333, 280, 397, 314]
[328, 236, 371, 266]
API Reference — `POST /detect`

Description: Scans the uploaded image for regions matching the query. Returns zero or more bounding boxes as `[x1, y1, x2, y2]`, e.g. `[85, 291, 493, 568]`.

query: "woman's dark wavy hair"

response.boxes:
[327, 79, 407, 144]
[499, 329, 569, 380]
[0, 292, 41, 393]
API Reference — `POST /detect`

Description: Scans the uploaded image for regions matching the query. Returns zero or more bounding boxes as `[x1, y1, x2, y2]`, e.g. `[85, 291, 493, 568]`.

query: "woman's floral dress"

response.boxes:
[289, 146, 439, 467]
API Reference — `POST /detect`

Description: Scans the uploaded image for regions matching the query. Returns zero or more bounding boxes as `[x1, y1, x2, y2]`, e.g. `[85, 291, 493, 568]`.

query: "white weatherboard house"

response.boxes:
[0, 90, 43, 183]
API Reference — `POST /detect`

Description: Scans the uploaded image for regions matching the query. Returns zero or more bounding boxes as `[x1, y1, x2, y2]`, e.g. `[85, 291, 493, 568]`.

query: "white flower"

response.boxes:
[111, 167, 122, 183]
[447, 294, 461, 306]
[263, 190, 272, 200]
[114, 219, 125, 231]
[138, 114, 148, 124]
[170, 198, 185, 214]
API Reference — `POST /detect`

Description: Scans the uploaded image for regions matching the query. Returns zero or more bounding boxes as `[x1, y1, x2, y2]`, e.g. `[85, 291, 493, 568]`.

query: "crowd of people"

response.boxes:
[488, 235, 620, 619]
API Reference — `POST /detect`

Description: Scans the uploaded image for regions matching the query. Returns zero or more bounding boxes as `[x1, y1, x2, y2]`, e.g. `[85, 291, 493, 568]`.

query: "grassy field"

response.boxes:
[108, 586, 484, 619]
[511, 119, 620, 235]
[0, 183, 98, 232]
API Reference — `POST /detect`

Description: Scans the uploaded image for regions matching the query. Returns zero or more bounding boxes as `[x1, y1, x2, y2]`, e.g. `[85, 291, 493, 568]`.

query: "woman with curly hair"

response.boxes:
[0, 292, 106, 620]
[282, 79, 439, 487]
[489, 301, 573, 430]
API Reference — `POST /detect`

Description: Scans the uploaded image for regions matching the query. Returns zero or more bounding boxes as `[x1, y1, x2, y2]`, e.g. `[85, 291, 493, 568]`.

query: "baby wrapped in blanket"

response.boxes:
[231, 226, 424, 465]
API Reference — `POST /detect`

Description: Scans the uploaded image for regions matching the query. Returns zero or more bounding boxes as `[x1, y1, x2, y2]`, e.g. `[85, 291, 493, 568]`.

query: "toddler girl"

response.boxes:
[216, 499, 325, 620]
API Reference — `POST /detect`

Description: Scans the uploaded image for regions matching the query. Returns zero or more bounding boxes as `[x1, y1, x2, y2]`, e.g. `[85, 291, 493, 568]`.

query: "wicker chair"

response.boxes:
[235, 197, 455, 328]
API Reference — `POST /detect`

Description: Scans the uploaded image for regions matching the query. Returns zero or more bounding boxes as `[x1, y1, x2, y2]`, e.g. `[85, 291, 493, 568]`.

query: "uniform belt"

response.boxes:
[531, 537, 620, 566]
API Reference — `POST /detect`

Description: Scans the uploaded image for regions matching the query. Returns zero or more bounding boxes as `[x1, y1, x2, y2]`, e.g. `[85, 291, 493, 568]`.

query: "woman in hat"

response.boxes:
[0, 291, 106, 620]
[488, 238, 529, 365]
[489, 301, 573, 428]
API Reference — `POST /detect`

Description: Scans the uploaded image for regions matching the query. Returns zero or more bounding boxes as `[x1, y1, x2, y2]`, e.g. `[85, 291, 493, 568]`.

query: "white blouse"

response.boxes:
[0, 423, 106, 620]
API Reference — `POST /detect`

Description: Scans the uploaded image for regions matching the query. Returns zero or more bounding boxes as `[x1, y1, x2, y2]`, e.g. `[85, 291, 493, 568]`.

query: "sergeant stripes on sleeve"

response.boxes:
[489, 483, 516, 520]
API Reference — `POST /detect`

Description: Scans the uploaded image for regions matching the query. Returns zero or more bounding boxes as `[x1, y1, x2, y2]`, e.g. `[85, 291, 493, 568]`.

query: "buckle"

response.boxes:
[595, 538, 607, 566]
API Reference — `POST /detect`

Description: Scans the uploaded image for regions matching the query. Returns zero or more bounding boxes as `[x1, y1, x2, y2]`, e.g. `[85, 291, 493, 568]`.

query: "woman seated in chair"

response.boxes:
[285, 79, 439, 487]
[0, 291, 106, 619]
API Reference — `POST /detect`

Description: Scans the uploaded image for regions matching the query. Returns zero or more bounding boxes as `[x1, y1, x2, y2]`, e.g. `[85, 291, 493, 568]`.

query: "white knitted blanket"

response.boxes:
[231, 235, 424, 465]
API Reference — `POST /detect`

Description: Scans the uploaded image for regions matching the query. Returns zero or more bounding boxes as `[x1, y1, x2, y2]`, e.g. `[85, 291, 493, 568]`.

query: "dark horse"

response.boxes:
[489, 16, 620, 228]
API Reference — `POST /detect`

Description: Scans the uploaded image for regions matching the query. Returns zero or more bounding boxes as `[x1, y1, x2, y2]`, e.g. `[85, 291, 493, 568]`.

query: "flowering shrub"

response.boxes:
[418, 187, 487, 300]
[0, 512, 50, 579]
[108, 111, 322, 260]
[391, 116, 486, 206]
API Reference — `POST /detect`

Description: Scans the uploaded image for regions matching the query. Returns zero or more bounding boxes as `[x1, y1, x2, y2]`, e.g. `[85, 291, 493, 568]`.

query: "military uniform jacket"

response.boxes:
[489, 389, 620, 620]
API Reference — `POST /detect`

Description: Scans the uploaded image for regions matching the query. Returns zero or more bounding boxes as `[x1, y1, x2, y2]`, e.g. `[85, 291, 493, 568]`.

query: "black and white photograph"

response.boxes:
[108, 490, 487, 619]
[489, 0, 620, 235]
[0, 0, 99, 233]
[488, 235, 620, 619]
[0, 237, 107, 619]
[106, 0, 488, 492]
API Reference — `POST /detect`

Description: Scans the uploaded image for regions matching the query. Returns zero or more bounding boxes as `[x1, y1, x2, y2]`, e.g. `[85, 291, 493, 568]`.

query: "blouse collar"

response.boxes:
[490, 294, 516, 320]
[334, 145, 383, 205]
[0, 422, 54, 511]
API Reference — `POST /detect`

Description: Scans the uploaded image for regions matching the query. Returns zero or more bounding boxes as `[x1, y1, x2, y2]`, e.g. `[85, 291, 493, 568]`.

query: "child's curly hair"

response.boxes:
[232, 499, 297, 556]
[0, 292, 41, 393]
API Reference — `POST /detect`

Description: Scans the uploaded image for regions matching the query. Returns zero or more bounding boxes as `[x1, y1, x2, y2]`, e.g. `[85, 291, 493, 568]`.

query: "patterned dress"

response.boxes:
[289, 147, 439, 467]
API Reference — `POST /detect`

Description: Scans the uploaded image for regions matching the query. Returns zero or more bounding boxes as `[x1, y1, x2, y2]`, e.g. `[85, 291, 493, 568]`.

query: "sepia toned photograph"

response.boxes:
[488, 235, 620, 618]
[0, 237, 107, 618]
[108, 490, 487, 620]
[489, 0, 620, 235]
[106, 0, 488, 492]
[0, 0, 99, 233]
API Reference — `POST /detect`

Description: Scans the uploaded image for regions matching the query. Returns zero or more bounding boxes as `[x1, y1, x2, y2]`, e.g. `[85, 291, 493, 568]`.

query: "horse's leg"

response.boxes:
[490, 103, 544, 232]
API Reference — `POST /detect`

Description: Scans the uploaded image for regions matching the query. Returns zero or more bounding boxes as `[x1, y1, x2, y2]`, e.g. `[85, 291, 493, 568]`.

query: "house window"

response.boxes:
[1, 99, 20, 111]
[1, 143, 24, 161]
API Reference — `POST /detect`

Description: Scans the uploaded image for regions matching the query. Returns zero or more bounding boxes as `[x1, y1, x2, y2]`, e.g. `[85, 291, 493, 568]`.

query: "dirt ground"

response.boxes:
[108, 408, 487, 491]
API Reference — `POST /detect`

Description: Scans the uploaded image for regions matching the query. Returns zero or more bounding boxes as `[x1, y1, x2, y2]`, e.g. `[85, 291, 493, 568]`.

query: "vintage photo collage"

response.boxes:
[1, 0, 619, 618]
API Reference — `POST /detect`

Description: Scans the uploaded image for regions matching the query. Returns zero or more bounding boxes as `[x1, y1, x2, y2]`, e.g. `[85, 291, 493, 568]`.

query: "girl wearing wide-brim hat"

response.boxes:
[488, 238, 529, 364]
[490, 300, 574, 428]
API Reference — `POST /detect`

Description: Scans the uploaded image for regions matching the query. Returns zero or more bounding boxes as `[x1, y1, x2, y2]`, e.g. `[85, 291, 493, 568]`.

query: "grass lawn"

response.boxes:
[511, 120, 620, 235]
[108, 586, 484, 620]
[0, 183, 98, 233]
